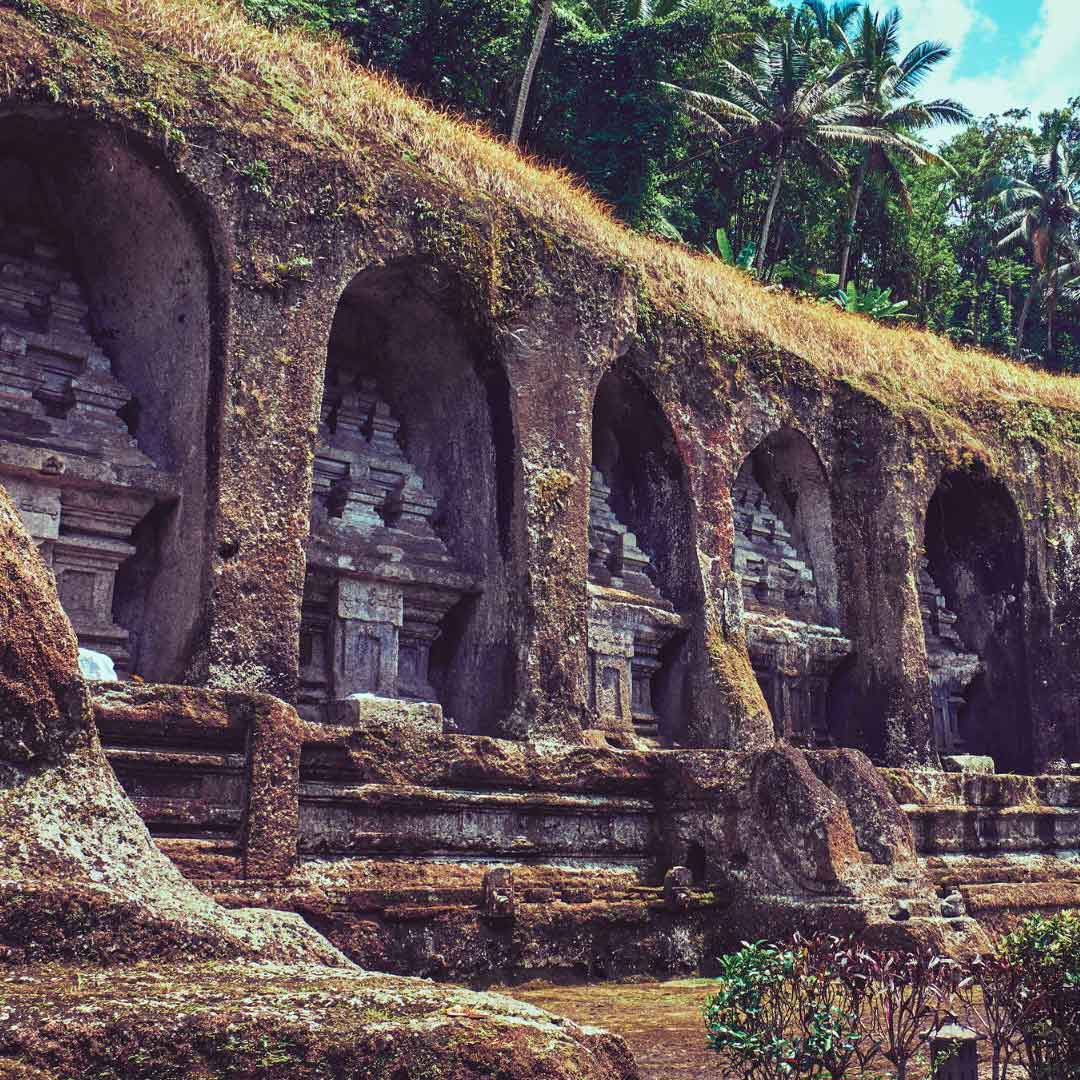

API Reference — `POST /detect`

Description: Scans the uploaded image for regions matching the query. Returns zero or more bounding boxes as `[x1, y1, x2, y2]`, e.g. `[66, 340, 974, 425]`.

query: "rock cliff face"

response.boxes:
[0, 483, 640, 1079]
[0, 0, 1078, 1058]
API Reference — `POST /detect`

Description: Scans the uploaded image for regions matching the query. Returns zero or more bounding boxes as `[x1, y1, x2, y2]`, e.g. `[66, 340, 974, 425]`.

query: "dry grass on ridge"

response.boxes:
[51, 0, 1080, 416]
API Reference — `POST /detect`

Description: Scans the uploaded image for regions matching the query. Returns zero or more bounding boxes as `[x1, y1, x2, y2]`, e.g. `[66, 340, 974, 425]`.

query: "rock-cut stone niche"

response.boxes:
[731, 431, 851, 745]
[301, 368, 476, 718]
[587, 370, 691, 743]
[921, 469, 1028, 771]
[0, 203, 175, 676]
[918, 558, 981, 756]
[302, 262, 515, 734]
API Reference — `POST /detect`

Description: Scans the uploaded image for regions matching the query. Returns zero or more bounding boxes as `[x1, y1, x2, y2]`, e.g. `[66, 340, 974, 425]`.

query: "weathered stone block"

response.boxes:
[942, 754, 996, 775]
[663, 866, 692, 911]
[325, 695, 444, 734]
[483, 867, 515, 919]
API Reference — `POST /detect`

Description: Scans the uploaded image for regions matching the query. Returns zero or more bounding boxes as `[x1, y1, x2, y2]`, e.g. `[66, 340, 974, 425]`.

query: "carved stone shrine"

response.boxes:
[586, 468, 685, 739]
[0, 218, 175, 675]
[731, 461, 851, 743]
[301, 368, 475, 718]
[918, 557, 983, 755]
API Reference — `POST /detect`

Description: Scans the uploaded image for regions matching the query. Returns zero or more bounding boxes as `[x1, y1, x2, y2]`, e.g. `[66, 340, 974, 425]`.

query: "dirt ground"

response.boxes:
[502, 978, 1017, 1080]
[505, 978, 726, 1080]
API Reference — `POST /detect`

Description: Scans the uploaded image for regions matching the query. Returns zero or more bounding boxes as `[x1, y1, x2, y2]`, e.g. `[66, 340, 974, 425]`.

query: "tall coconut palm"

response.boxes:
[510, 0, 555, 147]
[835, 6, 971, 290]
[664, 33, 893, 274]
[997, 138, 1080, 358]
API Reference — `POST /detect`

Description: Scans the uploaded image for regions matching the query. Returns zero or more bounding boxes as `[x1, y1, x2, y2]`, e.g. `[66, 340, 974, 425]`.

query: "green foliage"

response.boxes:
[829, 279, 910, 320]
[704, 939, 866, 1079]
[1001, 911, 1080, 1078]
[706, 919, 1080, 1080]
[240, 0, 353, 32]
[714, 228, 756, 269]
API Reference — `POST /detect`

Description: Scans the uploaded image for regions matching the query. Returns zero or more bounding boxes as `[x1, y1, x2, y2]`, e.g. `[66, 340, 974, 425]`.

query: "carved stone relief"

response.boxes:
[0, 218, 175, 674]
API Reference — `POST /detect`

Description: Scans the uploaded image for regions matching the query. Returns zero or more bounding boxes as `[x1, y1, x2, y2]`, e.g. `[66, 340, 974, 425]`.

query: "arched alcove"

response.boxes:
[731, 428, 850, 746]
[0, 112, 217, 682]
[921, 468, 1029, 772]
[301, 259, 515, 733]
[586, 366, 696, 743]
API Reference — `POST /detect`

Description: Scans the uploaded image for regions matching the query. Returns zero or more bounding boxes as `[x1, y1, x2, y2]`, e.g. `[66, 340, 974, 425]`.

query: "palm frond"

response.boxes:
[894, 40, 951, 94]
[659, 82, 756, 126]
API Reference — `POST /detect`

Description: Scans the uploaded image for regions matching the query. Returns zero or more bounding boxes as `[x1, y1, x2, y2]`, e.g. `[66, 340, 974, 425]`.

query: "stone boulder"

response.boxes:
[0, 481, 341, 967]
[0, 486, 90, 764]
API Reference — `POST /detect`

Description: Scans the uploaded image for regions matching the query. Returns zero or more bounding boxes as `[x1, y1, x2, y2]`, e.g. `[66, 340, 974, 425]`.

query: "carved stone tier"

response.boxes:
[744, 612, 851, 744]
[732, 465, 819, 623]
[918, 557, 983, 755]
[732, 466, 851, 743]
[0, 219, 176, 675]
[588, 468, 666, 604]
[302, 372, 476, 718]
[586, 470, 685, 738]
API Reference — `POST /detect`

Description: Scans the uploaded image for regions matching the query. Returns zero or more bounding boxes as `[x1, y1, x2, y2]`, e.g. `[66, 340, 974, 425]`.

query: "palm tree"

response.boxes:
[835, 6, 971, 291]
[664, 33, 892, 274]
[510, 0, 555, 147]
[997, 137, 1080, 358]
[795, 1, 861, 47]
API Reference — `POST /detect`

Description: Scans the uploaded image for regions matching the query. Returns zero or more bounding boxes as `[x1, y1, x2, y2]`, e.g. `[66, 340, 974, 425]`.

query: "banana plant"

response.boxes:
[830, 280, 912, 320]
[713, 228, 757, 272]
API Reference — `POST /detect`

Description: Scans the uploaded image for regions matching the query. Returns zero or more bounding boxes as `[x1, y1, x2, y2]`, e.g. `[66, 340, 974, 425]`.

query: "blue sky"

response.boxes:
[780, 1, 1080, 133]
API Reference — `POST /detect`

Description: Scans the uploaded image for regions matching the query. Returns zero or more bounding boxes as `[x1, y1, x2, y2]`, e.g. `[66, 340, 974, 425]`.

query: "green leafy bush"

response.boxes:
[714, 227, 757, 271]
[706, 916, 1080, 1080]
[1001, 911, 1080, 1079]
[828, 280, 912, 321]
[704, 939, 864, 1079]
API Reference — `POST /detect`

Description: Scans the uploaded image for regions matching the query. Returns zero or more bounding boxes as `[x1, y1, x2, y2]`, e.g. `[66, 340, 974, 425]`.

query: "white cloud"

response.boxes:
[899, 0, 1080, 138]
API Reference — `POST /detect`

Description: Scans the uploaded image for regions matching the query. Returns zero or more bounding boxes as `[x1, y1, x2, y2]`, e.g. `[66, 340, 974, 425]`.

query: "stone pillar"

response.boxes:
[243, 695, 302, 880]
[829, 407, 936, 766]
[500, 316, 594, 743]
[202, 286, 333, 700]
[331, 579, 403, 698]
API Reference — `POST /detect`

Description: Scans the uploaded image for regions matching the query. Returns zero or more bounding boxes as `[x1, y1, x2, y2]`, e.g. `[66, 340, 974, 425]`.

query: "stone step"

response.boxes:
[925, 852, 1080, 888]
[882, 768, 1080, 809]
[957, 880, 1080, 925]
[904, 803, 1080, 854]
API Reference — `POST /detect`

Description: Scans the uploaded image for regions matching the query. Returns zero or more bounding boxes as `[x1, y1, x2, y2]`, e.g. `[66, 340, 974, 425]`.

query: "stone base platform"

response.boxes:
[95, 684, 991, 979]
[881, 767, 1080, 933]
